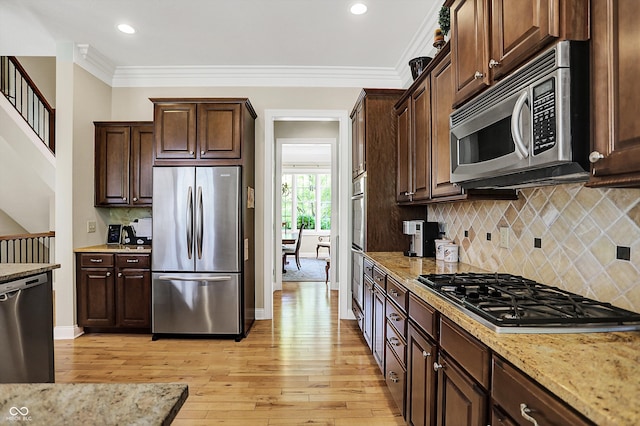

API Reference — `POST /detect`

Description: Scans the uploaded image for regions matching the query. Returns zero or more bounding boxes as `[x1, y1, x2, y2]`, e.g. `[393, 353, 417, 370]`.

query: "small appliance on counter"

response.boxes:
[122, 218, 152, 246]
[403, 220, 440, 257]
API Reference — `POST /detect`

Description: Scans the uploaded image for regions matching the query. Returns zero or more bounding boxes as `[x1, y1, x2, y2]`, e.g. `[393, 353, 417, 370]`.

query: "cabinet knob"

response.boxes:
[433, 361, 444, 371]
[132, 197, 138, 202]
[122, 197, 127, 201]
[520, 403, 540, 426]
[474, 71, 484, 79]
[118, 272, 123, 277]
[422, 350, 431, 358]
[189, 151, 194, 156]
[589, 151, 604, 163]
[489, 59, 501, 68]
[388, 371, 400, 383]
[201, 150, 205, 155]
[106, 272, 111, 277]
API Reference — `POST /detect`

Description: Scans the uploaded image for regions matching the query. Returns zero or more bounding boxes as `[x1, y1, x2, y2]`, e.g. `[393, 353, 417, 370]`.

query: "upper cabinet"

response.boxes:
[587, 0, 640, 188]
[352, 99, 366, 179]
[94, 122, 154, 207]
[446, 0, 589, 107]
[152, 98, 256, 166]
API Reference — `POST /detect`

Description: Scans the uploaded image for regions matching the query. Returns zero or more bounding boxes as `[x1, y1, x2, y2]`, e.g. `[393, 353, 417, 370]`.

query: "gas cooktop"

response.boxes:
[417, 273, 640, 333]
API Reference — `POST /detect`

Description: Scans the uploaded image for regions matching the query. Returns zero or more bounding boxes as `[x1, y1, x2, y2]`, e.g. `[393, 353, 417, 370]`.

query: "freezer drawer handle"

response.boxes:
[158, 275, 232, 282]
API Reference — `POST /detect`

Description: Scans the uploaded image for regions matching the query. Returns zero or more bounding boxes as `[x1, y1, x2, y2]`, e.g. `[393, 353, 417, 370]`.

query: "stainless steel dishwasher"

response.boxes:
[0, 272, 54, 383]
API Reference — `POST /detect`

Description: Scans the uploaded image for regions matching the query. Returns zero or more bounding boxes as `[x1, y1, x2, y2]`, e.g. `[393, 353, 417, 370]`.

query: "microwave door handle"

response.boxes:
[511, 91, 530, 160]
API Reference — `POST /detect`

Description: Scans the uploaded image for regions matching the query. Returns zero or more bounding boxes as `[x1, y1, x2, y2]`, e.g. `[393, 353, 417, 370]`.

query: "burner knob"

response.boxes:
[467, 292, 480, 300]
[455, 286, 466, 295]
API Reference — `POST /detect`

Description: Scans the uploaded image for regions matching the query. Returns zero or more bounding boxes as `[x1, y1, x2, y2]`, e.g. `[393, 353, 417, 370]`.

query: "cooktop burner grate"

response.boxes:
[417, 272, 640, 332]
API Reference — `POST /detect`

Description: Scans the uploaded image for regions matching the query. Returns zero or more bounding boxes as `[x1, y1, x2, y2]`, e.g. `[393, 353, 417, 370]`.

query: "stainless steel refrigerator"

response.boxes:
[151, 166, 253, 340]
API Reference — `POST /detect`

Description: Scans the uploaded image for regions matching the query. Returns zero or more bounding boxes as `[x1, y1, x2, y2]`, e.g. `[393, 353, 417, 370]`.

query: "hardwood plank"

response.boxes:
[55, 282, 402, 424]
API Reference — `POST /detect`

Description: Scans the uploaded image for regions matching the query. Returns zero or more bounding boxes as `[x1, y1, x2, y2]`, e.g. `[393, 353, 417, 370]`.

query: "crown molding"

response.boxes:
[74, 44, 116, 86]
[110, 65, 404, 88]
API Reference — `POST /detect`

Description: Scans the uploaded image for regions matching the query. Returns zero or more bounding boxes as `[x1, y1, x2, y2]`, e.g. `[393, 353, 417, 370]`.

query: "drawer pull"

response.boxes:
[106, 272, 111, 277]
[520, 404, 540, 426]
[90, 258, 103, 263]
[388, 313, 401, 322]
[389, 289, 399, 297]
[126, 259, 139, 263]
[433, 362, 444, 371]
[388, 371, 399, 383]
[389, 337, 401, 346]
[422, 350, 430, 358]
[118, 272, 122, 277]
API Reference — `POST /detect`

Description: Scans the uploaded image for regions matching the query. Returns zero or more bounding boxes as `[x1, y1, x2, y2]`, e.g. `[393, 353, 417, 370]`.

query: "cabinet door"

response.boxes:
[363, 276, 374, 350]
[198, 103, 241, 159]
[430, 54, 462, 199]
[588, 0, 640, 187]
[407, 323, 438, 426]
[436, 353, 488, 426]
[130, 124, 154, 206]
[154, 103, 197, 160]
[116, 268, 151, 328]
[372, 285, 386, 373]
[451, 0, 490, 107]
[396, 99, 412, 202]
[352, 100, 365, 178]
[77, 267, 115, 327]
[412, 79, 431, 202]
[489, 0, 558, 80]
[95, 125, 130, 206]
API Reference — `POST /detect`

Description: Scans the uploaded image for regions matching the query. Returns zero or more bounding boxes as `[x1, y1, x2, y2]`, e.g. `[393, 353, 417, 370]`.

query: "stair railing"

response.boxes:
[0, 56, 56, 154]
[0, 231, 55, 263]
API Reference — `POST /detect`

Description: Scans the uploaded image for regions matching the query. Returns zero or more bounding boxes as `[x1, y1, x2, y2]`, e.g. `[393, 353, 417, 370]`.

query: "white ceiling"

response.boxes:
[0, 0, 441, 87]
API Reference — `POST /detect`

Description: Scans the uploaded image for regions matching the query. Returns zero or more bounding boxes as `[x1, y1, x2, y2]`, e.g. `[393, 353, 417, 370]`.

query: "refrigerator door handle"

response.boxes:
[158, 275, 232, 282]
[187, 186, 194, 259]
[196, 185, 204, 259]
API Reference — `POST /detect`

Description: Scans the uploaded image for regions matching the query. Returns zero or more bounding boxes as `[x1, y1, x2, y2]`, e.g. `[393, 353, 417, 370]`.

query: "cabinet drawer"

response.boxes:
[372, 266, 386, 290]
[79, 253, 114, 267]
[386, 320, 406, 366]
[386, 275, 407, 312]
[385, 344, 406, 417]
[386, 297, 407, 336]
[492, 356, 591, 426]
[352, 300, 364, 333]
[408, 293, 438, 340]
[440, 317, 490, 389]
[363, 258, 374, 278]
[116, 254, 150, 268]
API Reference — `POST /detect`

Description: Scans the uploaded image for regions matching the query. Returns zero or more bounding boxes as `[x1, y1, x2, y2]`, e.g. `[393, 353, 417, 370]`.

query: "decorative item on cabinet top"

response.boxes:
[409, 57, 433, 80]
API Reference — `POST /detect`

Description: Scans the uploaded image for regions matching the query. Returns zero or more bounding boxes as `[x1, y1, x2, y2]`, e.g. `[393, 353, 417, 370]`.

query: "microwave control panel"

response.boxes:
[532, 78, 556, 155]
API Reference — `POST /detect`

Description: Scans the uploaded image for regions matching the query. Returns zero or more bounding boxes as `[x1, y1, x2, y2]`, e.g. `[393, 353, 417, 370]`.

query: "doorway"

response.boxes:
[263, 110, 351, 321]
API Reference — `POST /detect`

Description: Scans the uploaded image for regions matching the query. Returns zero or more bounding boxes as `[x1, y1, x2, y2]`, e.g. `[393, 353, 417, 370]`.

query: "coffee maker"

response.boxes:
[403, 220, 440, 257]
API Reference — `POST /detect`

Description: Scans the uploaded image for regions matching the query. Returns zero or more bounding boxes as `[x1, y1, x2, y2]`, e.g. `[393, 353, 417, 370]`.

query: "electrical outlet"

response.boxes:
[87, 220, 97, 233]
[499, 227, 510, 248]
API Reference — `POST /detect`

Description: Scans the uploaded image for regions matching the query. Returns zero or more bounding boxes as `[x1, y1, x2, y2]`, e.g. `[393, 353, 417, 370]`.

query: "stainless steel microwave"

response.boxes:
[450, 41, 590, 189]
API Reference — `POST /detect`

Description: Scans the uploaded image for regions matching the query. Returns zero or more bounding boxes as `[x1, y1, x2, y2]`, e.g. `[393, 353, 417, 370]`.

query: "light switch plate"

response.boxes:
[499, 227, 509, 248]
[87, 220, 97, 233]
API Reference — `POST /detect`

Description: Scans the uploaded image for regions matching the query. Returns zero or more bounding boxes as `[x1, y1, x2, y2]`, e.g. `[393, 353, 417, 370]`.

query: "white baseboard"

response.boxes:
[255, 308, 266, 320]
[54, 325, 84, 340]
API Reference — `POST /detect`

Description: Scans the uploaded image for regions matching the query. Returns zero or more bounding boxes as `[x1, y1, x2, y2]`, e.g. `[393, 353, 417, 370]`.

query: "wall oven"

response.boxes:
[351, 174, 365, 251]
[450, 41, 590, 189]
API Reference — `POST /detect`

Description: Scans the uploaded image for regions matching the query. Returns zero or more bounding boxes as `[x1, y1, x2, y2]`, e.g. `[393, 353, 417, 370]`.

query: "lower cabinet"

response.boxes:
[363, 275, 374, 350]
[406, 323, 438, 426]
[76, 252, 151, 331]
[372, 284, 386, 372]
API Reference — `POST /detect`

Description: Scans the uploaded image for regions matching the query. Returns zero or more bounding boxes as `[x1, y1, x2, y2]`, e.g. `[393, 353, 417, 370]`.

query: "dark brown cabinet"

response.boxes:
[372, 282, 386, 373]
[152, 98, 256, 165]
[446, 0, 589, 107]
[587, 0, 640, 188]
[491, 356, 591, 426]
[363, 275, 374, 350]
[76, 252, 151, 331]
[94, 122, 154, 207]
[352, 98, 365, 178]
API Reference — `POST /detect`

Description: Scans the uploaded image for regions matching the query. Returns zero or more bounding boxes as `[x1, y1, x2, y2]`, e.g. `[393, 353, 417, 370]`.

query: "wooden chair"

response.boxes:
[282, 223, 305, 271]
[316, 235, 330, 258]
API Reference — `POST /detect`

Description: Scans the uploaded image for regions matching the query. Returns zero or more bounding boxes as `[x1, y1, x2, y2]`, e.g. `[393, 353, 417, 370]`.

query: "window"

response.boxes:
[282, 173, 331, 232]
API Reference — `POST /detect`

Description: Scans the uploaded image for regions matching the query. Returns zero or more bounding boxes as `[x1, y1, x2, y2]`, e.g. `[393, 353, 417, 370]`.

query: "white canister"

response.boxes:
[443, 243, 459, 263]
[435, 239, 453, 260]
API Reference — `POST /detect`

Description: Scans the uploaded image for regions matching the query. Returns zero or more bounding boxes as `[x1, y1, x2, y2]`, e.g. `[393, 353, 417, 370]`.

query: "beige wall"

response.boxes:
[428, 184, 640, 312]
[16, 56, 57, 107]
[110, 86, 360, 309]
[0, 209, 26, 235]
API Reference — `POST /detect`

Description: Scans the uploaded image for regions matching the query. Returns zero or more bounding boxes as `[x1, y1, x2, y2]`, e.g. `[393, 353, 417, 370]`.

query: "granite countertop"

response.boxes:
[365, 252, 640, 426]
[0, 263, 60, 283]
[0, 383, 188, 425]
[74, 244, 152, 253]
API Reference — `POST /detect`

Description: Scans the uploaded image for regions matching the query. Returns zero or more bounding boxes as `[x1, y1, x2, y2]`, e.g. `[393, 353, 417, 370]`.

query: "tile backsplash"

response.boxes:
[428, 184, 640, 313]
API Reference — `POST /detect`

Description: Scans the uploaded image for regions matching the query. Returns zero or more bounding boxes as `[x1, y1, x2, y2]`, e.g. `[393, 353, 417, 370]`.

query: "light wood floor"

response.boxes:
[54, 282, 404, 425]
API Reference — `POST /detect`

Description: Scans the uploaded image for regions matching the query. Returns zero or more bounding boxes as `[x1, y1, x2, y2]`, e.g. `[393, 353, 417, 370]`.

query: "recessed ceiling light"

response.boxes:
[117, 24, 136, 34]
[350, 3, 368, 15]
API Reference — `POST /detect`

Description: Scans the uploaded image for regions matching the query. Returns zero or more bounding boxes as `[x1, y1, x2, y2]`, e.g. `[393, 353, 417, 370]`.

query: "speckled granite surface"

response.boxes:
[0, 263, 60, 283]
[0, 383, 187, 425]
[74, 244, 152, 253]
[366, 252, 640, 426]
